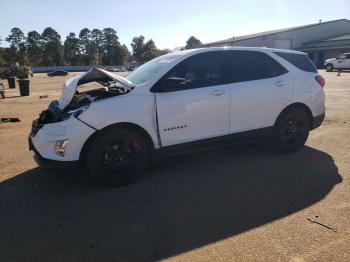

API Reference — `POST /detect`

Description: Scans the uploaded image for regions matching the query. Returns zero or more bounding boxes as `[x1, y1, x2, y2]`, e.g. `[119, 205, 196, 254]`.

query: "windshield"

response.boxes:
[126, 55, 180, 85]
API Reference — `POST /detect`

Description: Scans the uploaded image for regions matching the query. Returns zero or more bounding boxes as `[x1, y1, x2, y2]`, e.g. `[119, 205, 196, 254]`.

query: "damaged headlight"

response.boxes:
[63, 105, 89, 120]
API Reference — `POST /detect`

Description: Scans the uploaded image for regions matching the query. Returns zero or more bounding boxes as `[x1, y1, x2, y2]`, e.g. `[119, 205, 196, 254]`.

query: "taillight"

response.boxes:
[315, 75, 325, 88]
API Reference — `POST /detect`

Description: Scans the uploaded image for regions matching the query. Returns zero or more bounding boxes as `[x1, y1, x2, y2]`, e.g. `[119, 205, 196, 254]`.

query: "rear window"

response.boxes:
[274, 52, 317, 73]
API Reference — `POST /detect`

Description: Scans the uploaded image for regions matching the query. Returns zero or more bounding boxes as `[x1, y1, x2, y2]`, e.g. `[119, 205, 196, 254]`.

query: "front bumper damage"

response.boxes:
[29, 116, 96, 169]
[29, 136, 79, 169]
[28, 67, 134, 169]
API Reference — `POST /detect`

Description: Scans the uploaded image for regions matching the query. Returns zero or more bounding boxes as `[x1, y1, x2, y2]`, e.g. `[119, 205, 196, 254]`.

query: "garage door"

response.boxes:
[274, 39, 292, 50]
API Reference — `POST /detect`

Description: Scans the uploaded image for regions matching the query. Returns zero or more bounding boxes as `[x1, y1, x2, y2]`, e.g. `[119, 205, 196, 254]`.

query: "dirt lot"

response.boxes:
[0, 71, 349, 261]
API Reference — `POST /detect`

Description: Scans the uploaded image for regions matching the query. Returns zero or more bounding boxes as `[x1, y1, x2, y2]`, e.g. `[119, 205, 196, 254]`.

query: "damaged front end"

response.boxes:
[31, 68, 134, 136]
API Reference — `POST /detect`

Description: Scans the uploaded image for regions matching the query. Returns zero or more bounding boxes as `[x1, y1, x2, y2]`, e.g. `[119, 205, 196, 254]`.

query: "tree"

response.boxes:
[0, 46, 6, 66]
[120, 44, 130, 64]
[185, 36, 202, 49]
[79, 28, 94, 65]
[42, 27, 64, 65]
[100, 28, 128, 65]
[6, 28, 25, 50]
[131, 35, 145, 63]
[141, 39, 158, 62]
[131, 36, 166, 63]
[91, 29, 103, 65]
[18, 42, 29, 65]
[64, 33, 81, 65]
[26, 31, 43, 66]
[5, 27, 26, 63]
[0, 56, 5, 66]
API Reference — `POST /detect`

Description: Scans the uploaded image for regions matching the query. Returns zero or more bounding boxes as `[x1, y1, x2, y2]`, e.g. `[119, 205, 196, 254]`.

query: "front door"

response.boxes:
[154, 51, 230, 147]
[335, 54, 349, 69]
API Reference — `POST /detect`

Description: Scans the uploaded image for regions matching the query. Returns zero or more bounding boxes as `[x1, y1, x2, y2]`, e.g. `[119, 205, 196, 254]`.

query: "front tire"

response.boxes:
[325, 64, 334, 72]
[85, 127, 150, 186]
[273, 108, 311, 153]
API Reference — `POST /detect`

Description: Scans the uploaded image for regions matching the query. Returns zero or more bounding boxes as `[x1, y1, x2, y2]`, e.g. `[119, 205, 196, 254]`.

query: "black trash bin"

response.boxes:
[7, 77, 16, 89]
[17, 79, 30, 96]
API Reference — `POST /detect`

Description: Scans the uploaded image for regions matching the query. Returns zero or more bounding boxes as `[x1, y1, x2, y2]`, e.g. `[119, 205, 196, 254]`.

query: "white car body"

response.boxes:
[324, 53, 350, 70]
[29, 47, 325, 166]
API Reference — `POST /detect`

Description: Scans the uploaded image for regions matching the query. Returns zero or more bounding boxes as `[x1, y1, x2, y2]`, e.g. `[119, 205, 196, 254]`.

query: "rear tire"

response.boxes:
[273, 107, 311, 153]
[85, 127, 150, 187]
[326, 64, 334, 72]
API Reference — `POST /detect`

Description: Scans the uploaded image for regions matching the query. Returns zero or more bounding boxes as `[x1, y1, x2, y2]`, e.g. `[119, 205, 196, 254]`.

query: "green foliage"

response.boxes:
[131, 36, 166, 63]
[79, 28, 95, 65]
[185, 36, 202, 49]
[6, 28, 25, 49]
[91, 29, 103, 65]
[64, 33, 81, 66]
[1, 27, 168, 66]
[27, 31, 43, 66]
[42, 27, 64, 66]
[131, 35, 145, 63]
[0, 47, 6, 66]
[5, 28, 26, 64]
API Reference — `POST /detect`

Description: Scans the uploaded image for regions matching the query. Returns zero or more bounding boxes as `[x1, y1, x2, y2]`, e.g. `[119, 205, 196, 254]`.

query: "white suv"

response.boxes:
[324, 53, 350, 71]
[29, 47, 325, 186]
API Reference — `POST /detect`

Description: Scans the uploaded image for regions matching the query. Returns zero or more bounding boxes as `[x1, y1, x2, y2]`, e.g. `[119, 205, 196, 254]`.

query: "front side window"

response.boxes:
[227, 51, 288, 83]
[158, 51, 226, 91]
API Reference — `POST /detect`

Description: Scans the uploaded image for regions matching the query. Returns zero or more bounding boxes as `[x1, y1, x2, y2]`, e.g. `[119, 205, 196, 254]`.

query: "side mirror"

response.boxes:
[160, 77, 187, 92]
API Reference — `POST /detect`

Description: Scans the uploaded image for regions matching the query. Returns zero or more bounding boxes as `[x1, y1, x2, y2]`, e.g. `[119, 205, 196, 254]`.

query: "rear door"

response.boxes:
[154, 51, 230, 147]
[227, 50, 293, 134]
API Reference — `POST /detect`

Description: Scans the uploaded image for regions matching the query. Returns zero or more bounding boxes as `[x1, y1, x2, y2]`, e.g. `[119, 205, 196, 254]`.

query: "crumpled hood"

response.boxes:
[58, 68, 134, 110]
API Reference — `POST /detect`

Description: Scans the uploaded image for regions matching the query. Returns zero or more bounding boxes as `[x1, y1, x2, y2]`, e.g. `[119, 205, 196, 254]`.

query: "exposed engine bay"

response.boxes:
[31, 68, 134, 136]
[65, 83, 130, 111]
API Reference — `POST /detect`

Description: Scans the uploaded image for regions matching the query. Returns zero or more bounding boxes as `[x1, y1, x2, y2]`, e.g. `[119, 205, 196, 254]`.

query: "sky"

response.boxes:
[0, 0, 349, 50]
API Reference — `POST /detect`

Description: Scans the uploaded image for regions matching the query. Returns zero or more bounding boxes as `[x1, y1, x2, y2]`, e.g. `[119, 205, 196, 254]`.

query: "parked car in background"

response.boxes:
[29, 47, 325, 187]
[47, 70, 68, 77]
[324, 53, 350, 71]
[106, 67, 123, 72]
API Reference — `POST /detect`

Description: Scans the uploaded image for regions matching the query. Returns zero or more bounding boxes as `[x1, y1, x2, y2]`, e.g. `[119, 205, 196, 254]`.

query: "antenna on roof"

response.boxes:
[319, 19, 322, 23]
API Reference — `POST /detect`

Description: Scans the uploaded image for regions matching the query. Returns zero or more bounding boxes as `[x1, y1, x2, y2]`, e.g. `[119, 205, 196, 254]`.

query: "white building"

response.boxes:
[201, 19, 350, 68]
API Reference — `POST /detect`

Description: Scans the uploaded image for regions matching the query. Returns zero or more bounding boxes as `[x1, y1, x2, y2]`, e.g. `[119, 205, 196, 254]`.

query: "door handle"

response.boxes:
[210, 90, 225, 96]
[274, 81, 286, 87]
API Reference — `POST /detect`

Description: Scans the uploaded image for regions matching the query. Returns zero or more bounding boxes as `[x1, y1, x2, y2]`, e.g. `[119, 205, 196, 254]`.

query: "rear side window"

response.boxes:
[274, 52, 317, 73]
[226, 51, 288, 83]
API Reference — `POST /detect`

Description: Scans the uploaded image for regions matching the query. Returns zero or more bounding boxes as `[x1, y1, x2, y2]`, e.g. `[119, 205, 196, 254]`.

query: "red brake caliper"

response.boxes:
[131, 139, 142, 153]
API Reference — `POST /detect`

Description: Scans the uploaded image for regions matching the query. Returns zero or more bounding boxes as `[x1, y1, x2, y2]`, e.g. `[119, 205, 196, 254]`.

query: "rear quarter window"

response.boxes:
[274, 52, 317, 73]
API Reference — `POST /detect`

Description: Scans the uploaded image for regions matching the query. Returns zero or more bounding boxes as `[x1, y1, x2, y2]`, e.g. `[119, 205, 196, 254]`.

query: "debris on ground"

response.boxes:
[307, 217, 337, 232]
[1, 117, 21, 123]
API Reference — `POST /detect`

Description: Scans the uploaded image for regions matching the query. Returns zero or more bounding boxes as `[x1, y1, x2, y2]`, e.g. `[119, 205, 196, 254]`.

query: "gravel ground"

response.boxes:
[0, 71, 349, 261]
